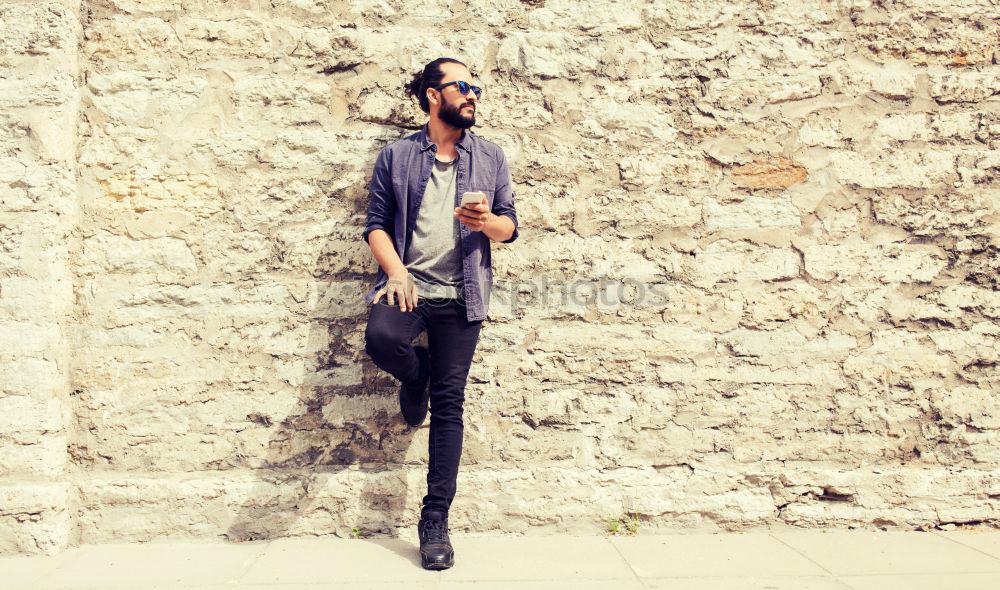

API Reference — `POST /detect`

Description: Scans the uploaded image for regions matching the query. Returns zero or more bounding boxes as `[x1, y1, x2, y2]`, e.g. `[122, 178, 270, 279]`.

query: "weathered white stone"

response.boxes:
[0, 321, 62, 356]
[0, 3, 76, 58]
[0, 434, 67, 476]
[931, 386, 1000, 431]
[801, 240, 948, 282]
[618, 152, 720, 190]
[719, 327, 857, 359]
[496, 32, 602, 80]
[689, 240, 801, 284]
[798, 112, 843, 147]
[704, 73, 823, 111]
[233, 75, 332, 125]
[872, 189, 995, 236]
[87, 72, 208, 127]
[0, 483, 70, 555]
[829, 59, 918, 99]
[873, 112, 982, 143]
[930, 69, 1000, 103]
[0, 73, 75, 110]
[527, 0, 643, 33]
[704, 195, 802, 229]
[829, 149, 956, 189]
[80, 232, 197, 274]
[0, 396, 65, 432]
[842, 329, 955, 384]
[852, 2, 998, 66]
[641, 0, 756, 31]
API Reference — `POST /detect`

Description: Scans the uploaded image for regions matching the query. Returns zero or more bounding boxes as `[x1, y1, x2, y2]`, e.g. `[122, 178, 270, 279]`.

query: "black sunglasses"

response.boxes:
[432, 80, 483, 99]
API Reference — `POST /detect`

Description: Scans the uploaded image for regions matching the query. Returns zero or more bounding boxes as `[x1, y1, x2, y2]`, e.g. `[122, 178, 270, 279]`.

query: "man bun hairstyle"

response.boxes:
[403, 57, 468, 114]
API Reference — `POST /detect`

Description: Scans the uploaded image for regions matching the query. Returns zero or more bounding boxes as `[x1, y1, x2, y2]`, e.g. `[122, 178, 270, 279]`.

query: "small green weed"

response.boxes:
[607, 510, 641, 535]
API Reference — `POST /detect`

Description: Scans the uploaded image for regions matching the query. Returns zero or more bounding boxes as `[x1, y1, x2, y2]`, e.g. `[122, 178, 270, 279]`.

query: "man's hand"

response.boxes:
[454, 196, 491, 231]
[372, 268, 419, 312]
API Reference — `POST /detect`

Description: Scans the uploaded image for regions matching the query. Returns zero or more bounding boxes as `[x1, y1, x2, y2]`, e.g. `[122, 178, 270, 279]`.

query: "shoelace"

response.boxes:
[423, 518, 449, 543]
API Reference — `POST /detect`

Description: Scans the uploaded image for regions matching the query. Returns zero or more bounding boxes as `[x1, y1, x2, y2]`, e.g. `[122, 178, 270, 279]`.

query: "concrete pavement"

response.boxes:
[3, 528, 1000, 589]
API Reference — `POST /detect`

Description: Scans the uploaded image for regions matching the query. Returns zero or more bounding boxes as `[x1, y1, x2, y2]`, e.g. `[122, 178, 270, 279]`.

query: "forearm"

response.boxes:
[367, 229, 407, 275]
[482, 212, 516, 242]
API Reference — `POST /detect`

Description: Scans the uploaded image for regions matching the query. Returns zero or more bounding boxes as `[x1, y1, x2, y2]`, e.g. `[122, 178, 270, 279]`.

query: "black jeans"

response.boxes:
[363, 296, 484, 516]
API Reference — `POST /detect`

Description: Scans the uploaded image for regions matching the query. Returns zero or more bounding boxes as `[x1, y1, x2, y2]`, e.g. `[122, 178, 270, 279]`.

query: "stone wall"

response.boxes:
[1, 0, 998, 555]
[1, 0, 80, 554]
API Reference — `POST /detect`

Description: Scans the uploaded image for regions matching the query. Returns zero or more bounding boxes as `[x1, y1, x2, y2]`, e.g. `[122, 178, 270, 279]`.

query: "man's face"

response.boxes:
[432, 64, 478, 130]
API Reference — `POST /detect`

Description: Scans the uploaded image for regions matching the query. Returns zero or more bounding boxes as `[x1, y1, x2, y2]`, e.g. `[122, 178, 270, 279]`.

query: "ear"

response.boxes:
[426, 88, 437, 106]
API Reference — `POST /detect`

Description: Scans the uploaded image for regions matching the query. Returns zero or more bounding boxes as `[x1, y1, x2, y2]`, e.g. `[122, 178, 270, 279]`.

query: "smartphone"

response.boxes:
[461, 191, 485, 208]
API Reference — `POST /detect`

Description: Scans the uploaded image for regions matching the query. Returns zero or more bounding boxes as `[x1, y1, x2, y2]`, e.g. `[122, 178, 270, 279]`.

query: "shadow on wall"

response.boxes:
[223, 166, 423, 543]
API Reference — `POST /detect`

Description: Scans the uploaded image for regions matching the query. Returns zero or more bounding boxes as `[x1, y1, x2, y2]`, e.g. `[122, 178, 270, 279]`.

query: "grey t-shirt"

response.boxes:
[402, 155, 464, 299]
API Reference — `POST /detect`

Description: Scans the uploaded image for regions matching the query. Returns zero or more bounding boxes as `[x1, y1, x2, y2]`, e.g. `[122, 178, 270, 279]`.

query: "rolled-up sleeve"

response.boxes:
[492, 150, 519, 244]
[362, 147, 396, 244]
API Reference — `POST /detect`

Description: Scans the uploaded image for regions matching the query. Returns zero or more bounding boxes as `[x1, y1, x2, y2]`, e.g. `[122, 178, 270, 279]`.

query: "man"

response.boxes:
[361, 57, 519, 570]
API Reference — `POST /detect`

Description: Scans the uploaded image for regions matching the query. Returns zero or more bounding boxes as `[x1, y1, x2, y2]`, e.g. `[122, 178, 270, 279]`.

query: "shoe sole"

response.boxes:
[420, 552, 454, 569]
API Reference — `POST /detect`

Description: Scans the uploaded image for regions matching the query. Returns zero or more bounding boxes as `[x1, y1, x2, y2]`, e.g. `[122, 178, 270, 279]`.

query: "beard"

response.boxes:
[439, 100, 476, 129]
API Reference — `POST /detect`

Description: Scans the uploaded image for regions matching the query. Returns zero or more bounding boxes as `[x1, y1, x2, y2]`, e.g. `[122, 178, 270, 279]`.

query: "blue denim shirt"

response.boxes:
[362, 123, 520, 321]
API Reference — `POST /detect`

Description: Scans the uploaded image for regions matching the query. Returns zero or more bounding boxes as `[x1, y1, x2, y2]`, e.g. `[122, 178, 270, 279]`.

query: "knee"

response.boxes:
[364, 324, 406, 362]
[429, 383, 466, 420]
[430, 398, 465, 424]
[365, 324, 410, 362]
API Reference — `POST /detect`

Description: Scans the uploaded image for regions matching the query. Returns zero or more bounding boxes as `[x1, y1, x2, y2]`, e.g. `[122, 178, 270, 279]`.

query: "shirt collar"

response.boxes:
[419, 122, 472, 153]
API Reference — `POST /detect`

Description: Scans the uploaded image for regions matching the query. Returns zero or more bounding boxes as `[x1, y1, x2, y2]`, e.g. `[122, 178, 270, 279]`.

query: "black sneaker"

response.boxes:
[399, 345, 430, 427]
[418, 509, 454, 570]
